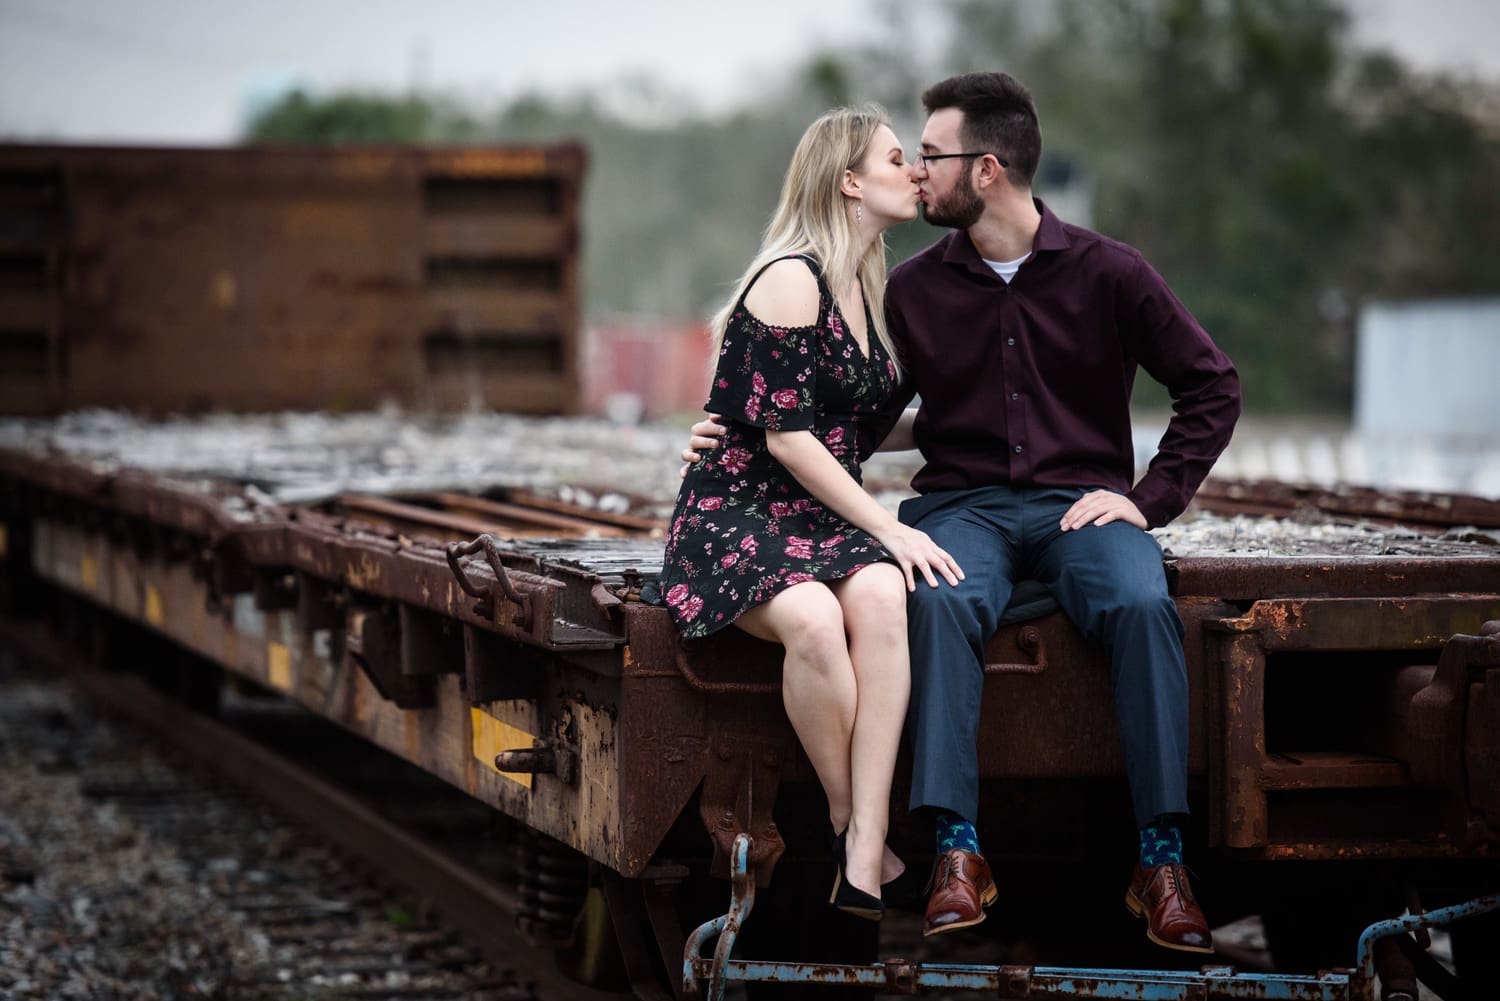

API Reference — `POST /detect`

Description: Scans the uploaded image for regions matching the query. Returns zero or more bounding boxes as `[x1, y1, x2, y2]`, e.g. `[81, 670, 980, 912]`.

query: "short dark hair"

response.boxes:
[922, 72, 1041, 188]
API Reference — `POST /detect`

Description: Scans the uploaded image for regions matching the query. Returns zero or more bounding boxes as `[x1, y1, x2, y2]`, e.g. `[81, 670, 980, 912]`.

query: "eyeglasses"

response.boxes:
[917, 151, 1010, 169]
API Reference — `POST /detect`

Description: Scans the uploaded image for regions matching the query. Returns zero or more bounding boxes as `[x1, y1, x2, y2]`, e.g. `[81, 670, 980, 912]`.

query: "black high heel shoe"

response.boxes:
[830, 829, 884, 920]
[829, 820, 906, 886]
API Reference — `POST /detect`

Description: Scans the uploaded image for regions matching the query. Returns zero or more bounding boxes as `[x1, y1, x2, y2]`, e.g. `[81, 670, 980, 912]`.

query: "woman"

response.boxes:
[657, 104, 963, 919]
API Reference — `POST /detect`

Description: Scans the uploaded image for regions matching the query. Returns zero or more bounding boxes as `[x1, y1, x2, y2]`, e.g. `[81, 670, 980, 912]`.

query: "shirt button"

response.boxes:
[1007, 338, 1015, 346]
[1014, 445, 1023, 453]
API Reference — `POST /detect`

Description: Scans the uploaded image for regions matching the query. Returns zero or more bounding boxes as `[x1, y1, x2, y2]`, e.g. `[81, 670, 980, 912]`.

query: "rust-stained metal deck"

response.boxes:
[2, 413, 1498, 896]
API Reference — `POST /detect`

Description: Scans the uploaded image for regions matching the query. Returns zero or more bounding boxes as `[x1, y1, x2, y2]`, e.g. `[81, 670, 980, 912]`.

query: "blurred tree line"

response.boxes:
[246, 0, 1500, 412]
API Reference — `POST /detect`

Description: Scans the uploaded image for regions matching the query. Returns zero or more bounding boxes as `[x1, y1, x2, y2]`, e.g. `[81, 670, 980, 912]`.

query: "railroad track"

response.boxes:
[0, 623, 622, 1001]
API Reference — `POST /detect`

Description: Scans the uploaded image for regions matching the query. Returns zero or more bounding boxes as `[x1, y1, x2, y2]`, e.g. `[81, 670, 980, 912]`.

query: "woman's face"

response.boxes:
[855, 124, 920, 227]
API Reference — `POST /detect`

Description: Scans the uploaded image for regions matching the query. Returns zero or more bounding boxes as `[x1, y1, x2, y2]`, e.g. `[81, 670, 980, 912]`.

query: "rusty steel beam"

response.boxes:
[1211, 596, 1500, 651]
[262, 512, 625, 652]
[1167, 556, 1500, 599]
[336, 493, 528, 543]
[505, 487, 666, 534]
[0, 448, 279, 541]
[18, 515, 645, 873]
[1207, 599, 1500, 855]
[431, 492, 640, 537]
[1195, 478, 1500, 530]
[337, 492, 643, 541]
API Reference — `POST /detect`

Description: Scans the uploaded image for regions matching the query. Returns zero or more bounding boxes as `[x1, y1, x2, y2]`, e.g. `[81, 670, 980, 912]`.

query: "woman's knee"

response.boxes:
[839, 564, 908, 630]
[771, 584, 848, 657]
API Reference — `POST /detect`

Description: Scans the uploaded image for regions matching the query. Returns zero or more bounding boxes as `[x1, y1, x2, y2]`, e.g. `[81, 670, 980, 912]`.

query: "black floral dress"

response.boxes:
[659, 255, 900, 638]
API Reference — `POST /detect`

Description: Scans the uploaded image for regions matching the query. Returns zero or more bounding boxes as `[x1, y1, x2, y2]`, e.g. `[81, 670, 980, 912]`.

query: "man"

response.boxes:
[685, 72, 1239, 953]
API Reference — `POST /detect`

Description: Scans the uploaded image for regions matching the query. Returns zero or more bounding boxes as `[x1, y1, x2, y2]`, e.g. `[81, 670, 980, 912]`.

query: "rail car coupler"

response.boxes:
[495, 740, 579, 784]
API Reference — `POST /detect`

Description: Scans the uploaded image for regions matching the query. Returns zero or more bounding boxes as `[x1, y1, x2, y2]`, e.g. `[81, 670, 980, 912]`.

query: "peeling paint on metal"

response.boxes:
[267, 642, 292, 691]
[470, 707, 537, 789]
[144, 584, 164, 627]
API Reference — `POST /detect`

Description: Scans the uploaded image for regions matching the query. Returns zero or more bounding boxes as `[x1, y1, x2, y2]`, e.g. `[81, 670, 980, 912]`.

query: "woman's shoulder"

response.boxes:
[742, 256, 823, 329]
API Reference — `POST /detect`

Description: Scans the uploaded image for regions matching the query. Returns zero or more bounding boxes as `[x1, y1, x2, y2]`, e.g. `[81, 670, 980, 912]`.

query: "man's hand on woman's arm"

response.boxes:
[679, 408, 917, 477]
[680, 413, 726, 470]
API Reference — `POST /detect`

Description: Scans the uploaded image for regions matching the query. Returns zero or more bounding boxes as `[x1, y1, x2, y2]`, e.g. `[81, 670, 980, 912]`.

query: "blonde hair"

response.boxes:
[709, 103, 901, 377]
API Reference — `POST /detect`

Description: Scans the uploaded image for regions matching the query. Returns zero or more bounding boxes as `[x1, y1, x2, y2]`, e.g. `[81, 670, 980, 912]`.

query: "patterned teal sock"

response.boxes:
[935, 810, 979, 854]
[1139, 818, 1184, 867]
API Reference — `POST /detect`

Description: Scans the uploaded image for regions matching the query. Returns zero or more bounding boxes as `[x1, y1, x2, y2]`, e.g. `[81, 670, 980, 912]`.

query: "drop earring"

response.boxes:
[856, 202, 863, 224]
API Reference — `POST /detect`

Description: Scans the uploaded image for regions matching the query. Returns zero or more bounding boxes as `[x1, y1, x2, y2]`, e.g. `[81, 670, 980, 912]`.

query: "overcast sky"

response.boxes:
[2, 0, 1497, 144]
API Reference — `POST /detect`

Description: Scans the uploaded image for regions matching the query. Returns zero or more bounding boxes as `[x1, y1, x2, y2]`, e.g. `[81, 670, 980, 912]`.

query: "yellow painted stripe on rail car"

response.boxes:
[267, 642, 292, 691]
[470, 708, 536, 789]
[80, 556, 98, 592]
[144, 584, 165, 627]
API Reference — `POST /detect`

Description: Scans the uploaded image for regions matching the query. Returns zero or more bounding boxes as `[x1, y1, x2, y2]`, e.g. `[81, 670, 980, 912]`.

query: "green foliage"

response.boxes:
[946, 0, 1500, 411]
[246, 89, 480, 145]
[484, 97, 811, 318]
[239, 0, 1499, 411]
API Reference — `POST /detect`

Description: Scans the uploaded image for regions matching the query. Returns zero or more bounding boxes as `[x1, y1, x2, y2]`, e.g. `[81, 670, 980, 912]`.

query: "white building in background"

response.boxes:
[1356, 299, 1500, 437]
[1136, 298, 1500, 499]
[1352, 299, 1500, 496]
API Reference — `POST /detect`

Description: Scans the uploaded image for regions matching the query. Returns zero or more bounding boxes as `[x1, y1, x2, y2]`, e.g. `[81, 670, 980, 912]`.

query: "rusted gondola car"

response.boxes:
[0, 143, 584, 415]
[0, 419, 1497, 1000]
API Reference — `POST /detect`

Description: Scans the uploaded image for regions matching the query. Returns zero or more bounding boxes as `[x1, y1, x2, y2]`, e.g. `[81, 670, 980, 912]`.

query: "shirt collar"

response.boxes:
[1032, 198, 1071, 252]
[941, 196, 1071, 272]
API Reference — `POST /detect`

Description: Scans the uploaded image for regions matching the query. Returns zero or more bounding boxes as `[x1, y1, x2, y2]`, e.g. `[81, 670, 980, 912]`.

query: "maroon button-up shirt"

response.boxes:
[862, 201, 1241, 528]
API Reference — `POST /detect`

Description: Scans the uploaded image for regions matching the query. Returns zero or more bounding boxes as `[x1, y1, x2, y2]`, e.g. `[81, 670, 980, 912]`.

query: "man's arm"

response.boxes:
[875, 407, 919, 451]
[680, 406, 918, 471]
[684, 276, 921, 468]
[1121, 255, 1242, 528]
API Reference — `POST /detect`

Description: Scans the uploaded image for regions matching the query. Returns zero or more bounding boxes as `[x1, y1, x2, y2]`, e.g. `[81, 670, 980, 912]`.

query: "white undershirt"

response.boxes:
[982, 252, 1031, 284]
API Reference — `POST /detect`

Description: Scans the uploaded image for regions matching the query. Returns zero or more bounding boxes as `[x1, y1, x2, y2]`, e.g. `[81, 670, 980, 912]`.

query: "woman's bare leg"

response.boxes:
[830, 563, 911, 894]
[736, 581, 857, 857]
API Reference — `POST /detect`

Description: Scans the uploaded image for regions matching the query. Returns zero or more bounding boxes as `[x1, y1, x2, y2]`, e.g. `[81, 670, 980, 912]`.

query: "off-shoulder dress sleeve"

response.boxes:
[705, 308, 819, 432]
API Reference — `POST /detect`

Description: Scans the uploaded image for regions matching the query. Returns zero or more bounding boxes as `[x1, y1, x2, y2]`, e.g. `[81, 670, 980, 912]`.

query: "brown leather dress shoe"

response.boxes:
[1125, 862, 1214, 953]
[923, 849, 997, 937]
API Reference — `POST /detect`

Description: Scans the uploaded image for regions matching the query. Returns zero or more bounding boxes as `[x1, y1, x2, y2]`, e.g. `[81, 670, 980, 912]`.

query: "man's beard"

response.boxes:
[920, 182, 984, 229]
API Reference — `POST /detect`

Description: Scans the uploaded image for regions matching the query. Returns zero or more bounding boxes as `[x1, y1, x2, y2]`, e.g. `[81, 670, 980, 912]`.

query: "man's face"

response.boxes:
[917, 108, 984, 230]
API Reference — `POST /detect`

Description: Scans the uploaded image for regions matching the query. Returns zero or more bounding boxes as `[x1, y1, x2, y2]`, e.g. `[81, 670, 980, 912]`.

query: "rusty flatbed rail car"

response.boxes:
[2, 427, 1499, 998]
[0, 143, 585, 415]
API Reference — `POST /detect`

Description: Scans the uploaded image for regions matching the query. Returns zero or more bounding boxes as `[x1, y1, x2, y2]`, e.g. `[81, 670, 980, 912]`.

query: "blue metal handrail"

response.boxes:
[682, 834, 757, 1000]
[1353, 893, 1499, 983]
[683, 833, 1497, 1001]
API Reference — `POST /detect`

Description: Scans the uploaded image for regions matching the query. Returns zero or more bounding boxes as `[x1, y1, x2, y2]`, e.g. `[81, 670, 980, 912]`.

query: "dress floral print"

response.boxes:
[659, 255, 900, 639]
